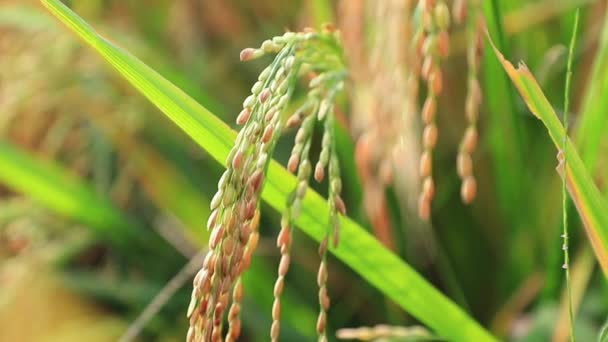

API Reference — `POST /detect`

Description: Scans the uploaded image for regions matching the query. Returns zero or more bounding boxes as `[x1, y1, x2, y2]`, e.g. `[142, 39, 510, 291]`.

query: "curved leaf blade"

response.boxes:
[0, 141, 131, 245]
[576, 4, 608, 172]
[489, 37, 608, 275]
[0, 142, 182, 270]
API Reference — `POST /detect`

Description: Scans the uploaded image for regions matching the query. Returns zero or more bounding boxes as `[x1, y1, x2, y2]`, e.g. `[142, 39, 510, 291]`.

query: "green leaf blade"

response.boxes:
[0, 141, 129, 243]
[489, 37, 608, 275]
[576, 4, 608, 170]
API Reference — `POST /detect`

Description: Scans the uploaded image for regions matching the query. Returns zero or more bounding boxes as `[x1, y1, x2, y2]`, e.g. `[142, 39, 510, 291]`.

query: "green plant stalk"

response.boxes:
[40, 1, 497, 340]
[553, 248, 595, 342]
[490, 37, 608, 277]
[546, 3, 608, 329]
[562, 9, 580, 342]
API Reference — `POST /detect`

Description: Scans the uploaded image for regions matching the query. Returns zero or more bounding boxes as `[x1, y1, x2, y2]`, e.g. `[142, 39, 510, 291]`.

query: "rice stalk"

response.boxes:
[560, 8, 581, 342]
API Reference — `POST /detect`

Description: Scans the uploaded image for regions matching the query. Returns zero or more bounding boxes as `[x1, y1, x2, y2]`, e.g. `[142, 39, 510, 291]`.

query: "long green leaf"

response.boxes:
[489, 38, 608, 276]
[576, 5, 608, 174]
[40, 0, 497, 340]
[0, 141, 181, 269]
[0, 141, 131, 245]
[482, 0, 526, 219]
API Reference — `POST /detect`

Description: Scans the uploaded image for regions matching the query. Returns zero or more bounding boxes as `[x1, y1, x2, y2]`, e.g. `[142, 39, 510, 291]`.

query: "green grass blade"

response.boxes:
[40, 1, 497, 340]
[561, 9, 580, 341]
[0, 142, 128, 243]
[576, 5, 608, 173]
[0, 141, 132, 246]
[482, 0, 527, 217]
[0, 140, 182, 271]
[489, 38, 608, 276]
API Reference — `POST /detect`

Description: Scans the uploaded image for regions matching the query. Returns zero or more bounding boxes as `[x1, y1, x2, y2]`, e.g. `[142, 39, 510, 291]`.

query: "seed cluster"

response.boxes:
[351, 0, 419, 248]
[271, 109, 314, 340]
[187, 6, 487, 337]
[273, 44, 346, 341]
[188, 27, 346, 342]
[415, 0, 451, 221]
[455, 0, 484, 204]
[347, 0, 486, 224]
[187, 33, 301, 342]
[336, 324, 432, 341]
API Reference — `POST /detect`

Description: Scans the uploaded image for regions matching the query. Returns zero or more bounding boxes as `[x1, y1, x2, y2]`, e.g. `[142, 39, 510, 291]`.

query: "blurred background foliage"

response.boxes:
[1, 0, 608, 341]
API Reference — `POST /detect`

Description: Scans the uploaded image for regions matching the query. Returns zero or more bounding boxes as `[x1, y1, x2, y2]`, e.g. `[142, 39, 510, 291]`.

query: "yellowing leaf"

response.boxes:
[489, 35, 608, 276]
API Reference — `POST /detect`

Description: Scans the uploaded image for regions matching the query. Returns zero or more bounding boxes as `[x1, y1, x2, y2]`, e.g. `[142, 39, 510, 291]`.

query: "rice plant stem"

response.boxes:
[562, 8, 580, 342]
[119, 250, 207, 342]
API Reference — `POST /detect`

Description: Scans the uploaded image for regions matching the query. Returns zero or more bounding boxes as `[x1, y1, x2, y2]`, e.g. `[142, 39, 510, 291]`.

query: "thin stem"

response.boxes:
[562, 8, 580, 342]
[120, 250, 207, 342]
